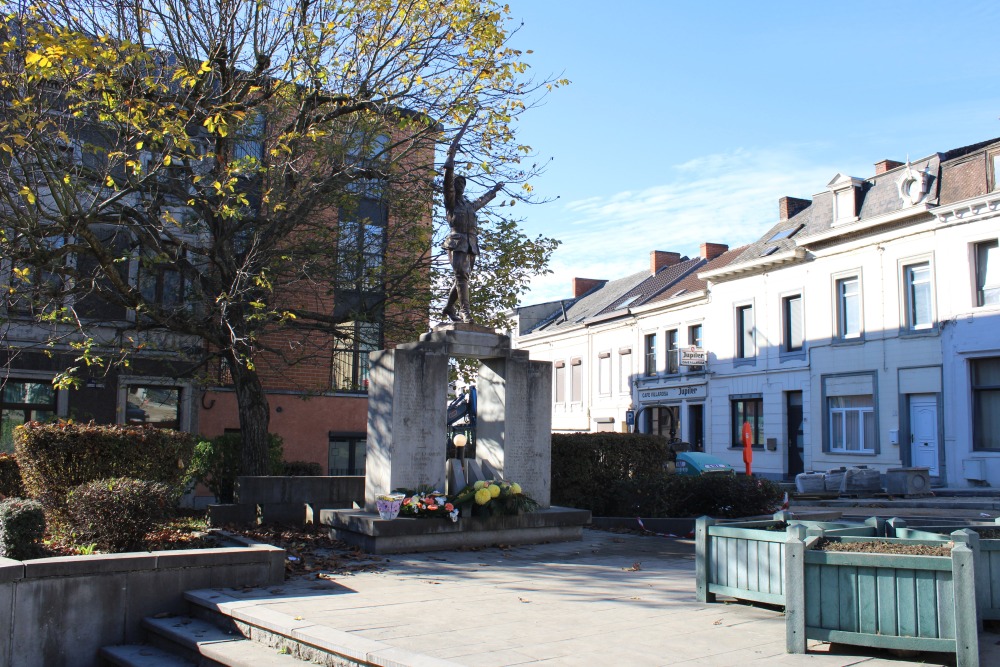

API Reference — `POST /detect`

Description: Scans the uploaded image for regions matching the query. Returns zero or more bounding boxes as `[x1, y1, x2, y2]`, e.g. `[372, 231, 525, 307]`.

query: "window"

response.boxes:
[125, 385, 180, 429]
[651, 406, 680, 439]
[736, 305, 754, 358]
[328, 434, 366, 475]
[829, 395, 875, 453]
[332, 321, 381, 392]
[570, 357, 582, 402]
[975, 240, 1000, 307]
[904, 262, 932, 330]
[782, 294, 803, 351]
[836, 276, 861, 338]
[644, 333, 657, 376]
[554, 361, 566, 403]
[619, 348, 631, 393]
[6, 233, 68, 316]
[598, 352, 611, 396]
[990, 150, 1000, 191]
[1, 381, 56, 453]
[973, 358, 1000, 450]
[731, 397, 763, 447]
[337, 199, 387, 291]
[688, 324, 702, 348]
[666, 329, 678, 374]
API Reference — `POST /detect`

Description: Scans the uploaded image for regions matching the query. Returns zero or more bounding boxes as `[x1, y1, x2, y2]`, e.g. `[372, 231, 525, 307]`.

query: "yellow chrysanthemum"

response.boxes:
[474, 480, 486, 490]
[489, 484, 501, 498]
[511, 483, 522, 494]
[474, 488, 492, 505]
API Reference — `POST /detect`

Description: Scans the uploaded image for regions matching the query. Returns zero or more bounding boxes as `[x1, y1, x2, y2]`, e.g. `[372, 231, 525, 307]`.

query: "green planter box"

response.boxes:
[889, 518, 1000, 622]
[695, 512, 874, 606]
[785, 527, 979, 667]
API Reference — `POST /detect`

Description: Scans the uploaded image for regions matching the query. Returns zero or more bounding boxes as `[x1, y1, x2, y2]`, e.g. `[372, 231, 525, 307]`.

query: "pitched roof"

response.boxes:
[596, 256, 704, 315]
[646, 246, 748, 304]
[528, 269, 650, 334]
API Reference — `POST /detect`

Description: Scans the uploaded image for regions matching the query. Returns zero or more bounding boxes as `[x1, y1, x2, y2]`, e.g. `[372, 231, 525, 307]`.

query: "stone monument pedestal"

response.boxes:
[328, 324, 587, 553]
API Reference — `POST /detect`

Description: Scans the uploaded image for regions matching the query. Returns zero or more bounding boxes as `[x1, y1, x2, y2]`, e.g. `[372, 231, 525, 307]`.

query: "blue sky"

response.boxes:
[503, 1, 1000, 304]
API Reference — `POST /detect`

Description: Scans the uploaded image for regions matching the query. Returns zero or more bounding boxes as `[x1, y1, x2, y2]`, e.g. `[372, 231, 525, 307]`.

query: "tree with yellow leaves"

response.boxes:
[0, 0, 563, 475]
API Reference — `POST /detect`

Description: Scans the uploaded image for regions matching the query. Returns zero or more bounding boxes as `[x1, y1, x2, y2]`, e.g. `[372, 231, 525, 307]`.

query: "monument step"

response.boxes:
[100, 644, 195, 667]
[183, 588, 465, 667]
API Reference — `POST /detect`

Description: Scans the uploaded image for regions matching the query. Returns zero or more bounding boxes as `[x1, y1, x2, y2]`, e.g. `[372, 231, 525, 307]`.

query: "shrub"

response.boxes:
[606, 474, 784, 518]
[551, 433, 671, 516]
[65, 478, 174, 552]
[281, 460, 323, 476]
[187, 433, 284, 503]
[0, 498, 45, 559]
[0, 453, 24, 499]
[14, 422, 195, 519]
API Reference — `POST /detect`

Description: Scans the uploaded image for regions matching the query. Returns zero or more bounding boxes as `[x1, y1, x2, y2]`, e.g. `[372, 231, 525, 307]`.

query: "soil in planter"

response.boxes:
[977, 528, 1000, 539]
[816, 539, 952, 556]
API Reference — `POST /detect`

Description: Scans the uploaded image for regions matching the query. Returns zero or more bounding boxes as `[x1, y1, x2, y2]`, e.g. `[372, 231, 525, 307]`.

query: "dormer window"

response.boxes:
[827, 173, 864, 225]
[897, 161, 931, 206]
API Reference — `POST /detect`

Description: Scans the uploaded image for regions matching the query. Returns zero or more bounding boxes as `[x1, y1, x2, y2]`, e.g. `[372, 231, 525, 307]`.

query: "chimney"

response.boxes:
[875, 159, 904, 175]
[572, 277, 604, 298]
[650, 250, 681, 276]
[779, 196, 811, 221]
[700, 242, 729, 261]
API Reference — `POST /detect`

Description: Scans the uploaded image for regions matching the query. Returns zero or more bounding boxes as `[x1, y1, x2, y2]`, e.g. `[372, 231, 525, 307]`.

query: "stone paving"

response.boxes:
[214, 527, 1000, 666]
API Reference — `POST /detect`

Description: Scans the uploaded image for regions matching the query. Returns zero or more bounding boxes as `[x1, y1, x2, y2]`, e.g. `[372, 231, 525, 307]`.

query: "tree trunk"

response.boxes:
[228, 353, 272, 476]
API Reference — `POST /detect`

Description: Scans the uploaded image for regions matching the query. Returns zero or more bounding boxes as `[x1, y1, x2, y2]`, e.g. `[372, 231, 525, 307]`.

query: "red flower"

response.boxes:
[427, 504, 438, 511]
[445, 503, 454, 511]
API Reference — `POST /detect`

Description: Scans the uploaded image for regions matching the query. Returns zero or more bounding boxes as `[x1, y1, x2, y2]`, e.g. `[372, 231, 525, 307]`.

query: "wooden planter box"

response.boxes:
[889, 518, 1000, 622]
[695, 512, 874, 606]
[785, 527, 979, 667]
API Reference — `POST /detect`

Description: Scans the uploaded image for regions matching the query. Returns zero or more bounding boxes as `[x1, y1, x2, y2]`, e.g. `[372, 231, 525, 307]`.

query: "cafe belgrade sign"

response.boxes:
[638, 384, 707, 402]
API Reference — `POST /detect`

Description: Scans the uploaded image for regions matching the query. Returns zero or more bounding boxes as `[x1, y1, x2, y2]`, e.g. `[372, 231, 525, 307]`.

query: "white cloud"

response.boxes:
[520, 145, 860, 304]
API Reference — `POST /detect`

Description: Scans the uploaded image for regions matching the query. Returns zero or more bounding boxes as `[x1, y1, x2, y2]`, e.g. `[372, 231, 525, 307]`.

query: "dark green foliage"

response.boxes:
[0, 497, 45, 560]
[550, 433, 782, 518]
[14, 422, 195, 520]
[65, 478, 174, 552]
[188, 434, 284, 503]
[605, 474, 784, 518]
[0, 453, 24, 499]
[551, 433, 671, 516]
[280, 460, 323, 476]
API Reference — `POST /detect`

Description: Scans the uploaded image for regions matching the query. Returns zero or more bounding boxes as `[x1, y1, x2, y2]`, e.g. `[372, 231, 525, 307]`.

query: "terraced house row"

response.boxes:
[512, 136, 1000, 489]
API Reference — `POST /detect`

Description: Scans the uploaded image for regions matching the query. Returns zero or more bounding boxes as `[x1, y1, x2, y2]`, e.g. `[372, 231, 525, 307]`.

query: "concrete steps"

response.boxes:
[101, 587, 458, 667]
[100, 611, 308, 667]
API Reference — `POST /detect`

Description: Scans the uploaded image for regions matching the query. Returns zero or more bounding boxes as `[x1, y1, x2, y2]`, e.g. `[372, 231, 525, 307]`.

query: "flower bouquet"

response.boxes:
[451, 479, 539, 517]
[375, 493, 405, 520]
[395, 486, 459, 522]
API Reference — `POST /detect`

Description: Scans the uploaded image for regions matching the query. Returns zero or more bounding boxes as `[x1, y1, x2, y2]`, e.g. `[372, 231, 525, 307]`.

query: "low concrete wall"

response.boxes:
[212, 475, 365, 526]
[0, 540, 284, 667]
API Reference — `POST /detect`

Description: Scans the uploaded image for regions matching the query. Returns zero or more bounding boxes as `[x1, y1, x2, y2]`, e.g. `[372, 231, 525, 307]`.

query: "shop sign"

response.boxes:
[680, 346, 707, 366]
[638, 384, 706, 402]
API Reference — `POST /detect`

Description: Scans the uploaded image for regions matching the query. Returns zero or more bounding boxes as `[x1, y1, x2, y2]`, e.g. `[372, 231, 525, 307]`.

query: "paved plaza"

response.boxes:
[201, 526, 1000, 666]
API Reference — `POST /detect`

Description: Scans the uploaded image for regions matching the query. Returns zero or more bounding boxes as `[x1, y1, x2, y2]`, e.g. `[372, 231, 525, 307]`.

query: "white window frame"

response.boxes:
[597, 351, 611, 396]
[735, 303, 755, 359]
[828, 395, 875, 453]
[901, 258, 934, 330]
[781, 292, 804, 352]
[834, 273, 862, 340]
[974, 239, 1000, 308]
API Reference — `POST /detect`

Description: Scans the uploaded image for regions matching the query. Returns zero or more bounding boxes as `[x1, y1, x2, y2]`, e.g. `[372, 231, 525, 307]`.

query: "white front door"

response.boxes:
[909, 395, 939, 476]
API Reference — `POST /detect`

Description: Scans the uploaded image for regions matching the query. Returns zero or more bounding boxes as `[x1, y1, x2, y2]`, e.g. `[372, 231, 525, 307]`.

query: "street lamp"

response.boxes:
[453, 432, 468, 483]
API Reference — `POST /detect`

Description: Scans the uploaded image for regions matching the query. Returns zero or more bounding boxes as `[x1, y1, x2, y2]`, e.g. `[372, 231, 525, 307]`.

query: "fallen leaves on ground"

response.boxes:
[224, 524, 385, 578]
[623, 561, 642, 572]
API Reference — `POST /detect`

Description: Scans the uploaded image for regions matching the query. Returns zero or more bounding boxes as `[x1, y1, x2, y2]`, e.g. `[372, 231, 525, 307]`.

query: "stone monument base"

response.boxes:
[320, 506, 591, 554]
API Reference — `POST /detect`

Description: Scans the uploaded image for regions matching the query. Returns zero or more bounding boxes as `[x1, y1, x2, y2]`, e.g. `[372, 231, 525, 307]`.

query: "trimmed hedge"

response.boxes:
[0, 497, 45, 559]
[550, 432, 782, 518]
[608, 474, 784, 518]
[65, 478, 174, 552]
[281, 460, 323, 476]
[551, 433, 672, 516]
[188, 433, 284, 503]
[14, 422, 195, 519]
[0, 453, 23, 499]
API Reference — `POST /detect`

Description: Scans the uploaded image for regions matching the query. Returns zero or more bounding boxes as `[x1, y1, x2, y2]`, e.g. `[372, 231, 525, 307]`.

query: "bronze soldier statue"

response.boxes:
[441, 132, 503, 323]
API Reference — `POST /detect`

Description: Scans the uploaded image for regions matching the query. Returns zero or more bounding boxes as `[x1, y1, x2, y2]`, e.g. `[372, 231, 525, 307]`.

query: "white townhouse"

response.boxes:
[513, 135, 1000, 489]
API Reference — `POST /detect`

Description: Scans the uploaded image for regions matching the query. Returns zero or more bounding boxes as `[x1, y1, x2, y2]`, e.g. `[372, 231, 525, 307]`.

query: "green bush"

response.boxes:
[551, 433, 671, 516]
[0, 497, 45, 559]
[65, 478, 174, 552]
[188, 433, 284, 503]
[281, 460, 323, 476]
[0, 453, 24, 499]
[606, 474, 784, 518]
[14, 422, 195, 520]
